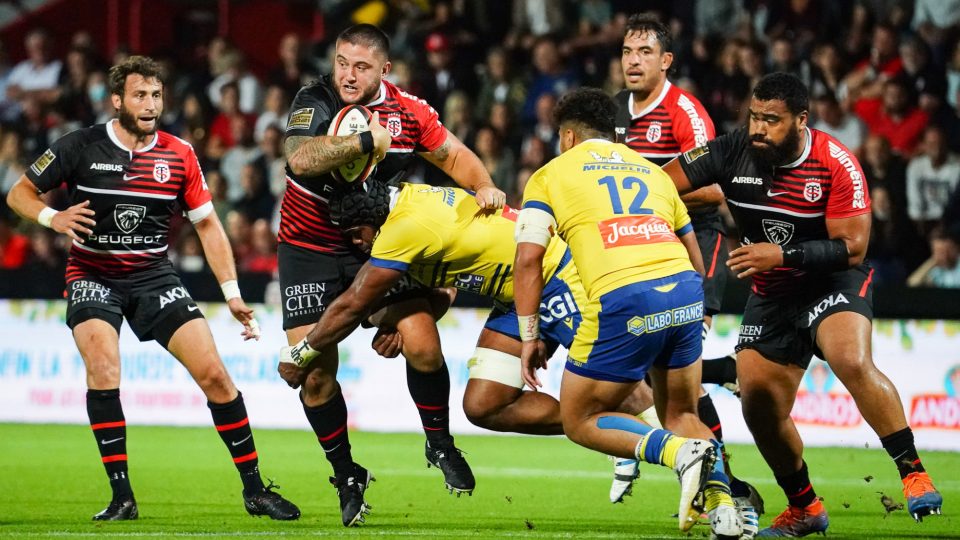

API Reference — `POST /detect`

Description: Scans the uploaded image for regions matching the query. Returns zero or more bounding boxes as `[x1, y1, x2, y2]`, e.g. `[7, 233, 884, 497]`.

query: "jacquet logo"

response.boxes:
[598, 215, 677, 248]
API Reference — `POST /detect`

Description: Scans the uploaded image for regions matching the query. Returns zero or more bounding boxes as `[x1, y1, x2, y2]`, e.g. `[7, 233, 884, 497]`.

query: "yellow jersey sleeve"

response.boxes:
[369, 216, 442, 272]
[520, 166, 555, 217]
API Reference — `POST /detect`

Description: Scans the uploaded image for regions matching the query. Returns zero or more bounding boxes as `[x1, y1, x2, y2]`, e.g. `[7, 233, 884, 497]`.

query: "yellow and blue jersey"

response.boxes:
[369, 183, 568, 304]
[520, 139, 694, 300]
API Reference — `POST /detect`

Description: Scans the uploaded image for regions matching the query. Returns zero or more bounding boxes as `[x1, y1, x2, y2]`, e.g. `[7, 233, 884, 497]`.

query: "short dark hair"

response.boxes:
[108, 55, 163, 97]
[553, 87, 617, 140]
[624, 13, 672, 54]
[328, 180, 392, 229]
[752, 72, 808, 116]
[337, 24, 391, 57]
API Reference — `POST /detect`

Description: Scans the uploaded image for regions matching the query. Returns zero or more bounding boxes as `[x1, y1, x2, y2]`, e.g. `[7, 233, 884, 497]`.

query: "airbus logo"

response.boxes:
[90, 163, 124, 172]
[732, 176, 763, 185]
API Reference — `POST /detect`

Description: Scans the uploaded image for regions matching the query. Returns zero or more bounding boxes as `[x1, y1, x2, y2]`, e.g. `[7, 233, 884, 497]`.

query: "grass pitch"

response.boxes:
[1, 423, 957, 539]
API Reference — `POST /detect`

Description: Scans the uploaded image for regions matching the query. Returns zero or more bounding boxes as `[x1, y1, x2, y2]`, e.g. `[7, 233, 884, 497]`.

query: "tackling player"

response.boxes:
[514, 87, 742, 538]
[5, 56, 299, 522]
[663, 72, 943, 535]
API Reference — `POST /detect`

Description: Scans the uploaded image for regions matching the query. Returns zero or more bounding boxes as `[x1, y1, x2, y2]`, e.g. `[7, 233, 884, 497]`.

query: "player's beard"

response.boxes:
[117, 104, 158, 139]
[748, 127, 801, 169]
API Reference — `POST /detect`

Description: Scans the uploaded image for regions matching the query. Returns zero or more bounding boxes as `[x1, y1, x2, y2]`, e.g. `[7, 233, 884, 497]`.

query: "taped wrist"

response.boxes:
[517, 314, 540, 342]
[288, 338, 320, 368]
[359, 131, 375, 154]
[781, 239, 849, 271]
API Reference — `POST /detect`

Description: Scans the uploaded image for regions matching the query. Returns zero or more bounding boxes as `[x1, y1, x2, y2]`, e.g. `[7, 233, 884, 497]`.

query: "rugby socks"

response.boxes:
[698, 394, 724, 441]
[87, 389, 133, 500]
[776, 461, 818, 508]
[880, 427, 925, 479]
[208, 392, 265, 496]
[702, 354, 738, 386]
[407, 361, 453, 447]
[596, 416, 686, 468]
[302, 386, 354, 478]
[704, 441, 736, 512]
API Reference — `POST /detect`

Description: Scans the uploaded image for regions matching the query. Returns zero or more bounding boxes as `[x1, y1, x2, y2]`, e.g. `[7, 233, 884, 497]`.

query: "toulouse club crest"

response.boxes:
[762, 218, 794, 245]
[114, 204, 146, 234]
[153, 161, 170, 183]
[386, 113, 402, 138]
[646, 121, 662, 143]
[804, 181, 823, 202]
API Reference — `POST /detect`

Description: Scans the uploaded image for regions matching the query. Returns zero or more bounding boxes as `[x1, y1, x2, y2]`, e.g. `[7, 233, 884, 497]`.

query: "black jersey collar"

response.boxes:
[628, 80, 671, 120]
[106, 119, 158, 155]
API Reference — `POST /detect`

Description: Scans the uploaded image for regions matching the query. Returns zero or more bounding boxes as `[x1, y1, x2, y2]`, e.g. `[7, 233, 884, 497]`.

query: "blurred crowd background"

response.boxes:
[1, 0, 960, 301]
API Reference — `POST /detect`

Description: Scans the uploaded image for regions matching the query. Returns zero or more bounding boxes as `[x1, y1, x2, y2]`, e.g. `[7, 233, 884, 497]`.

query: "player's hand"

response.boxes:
[369, 111, 391, 164]
[51, 200, 96, 243]
[727, 243, 784, 279]
[371, 326, 403, 358]
[278, 346, 308, 388]
[226, 297, 260, 340]
[474, 182, 506, 210]
[520, 339, 548, 390]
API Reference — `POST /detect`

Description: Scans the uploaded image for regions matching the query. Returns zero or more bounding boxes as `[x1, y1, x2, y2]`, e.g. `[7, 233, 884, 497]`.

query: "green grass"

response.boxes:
[0, 424, 957, 539]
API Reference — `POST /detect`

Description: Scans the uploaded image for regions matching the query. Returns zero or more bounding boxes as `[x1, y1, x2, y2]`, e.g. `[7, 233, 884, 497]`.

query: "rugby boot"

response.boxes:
[609, 457, 640, 503]
[731, 476, 766, 515]
[903, 471, 943, 522]
[92, 496, 138, 521]
[734, 496, 761, 539]
[426, 440, 475, 496]
[758, 499, 829, 537]
[330, 464, 374, 527]
[244, 480, 300, 520]
[672, 438, 717, 531]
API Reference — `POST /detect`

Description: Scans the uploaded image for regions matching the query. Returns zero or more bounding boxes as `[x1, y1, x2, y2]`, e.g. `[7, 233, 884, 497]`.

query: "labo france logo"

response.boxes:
[599, 215, 677, 248]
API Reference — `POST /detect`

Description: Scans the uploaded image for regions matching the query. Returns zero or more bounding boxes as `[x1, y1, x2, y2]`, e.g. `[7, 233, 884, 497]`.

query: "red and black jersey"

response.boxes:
[25, 121, 212, 281]
[614, 82, 723, 232]
[279, 76, 447, 253]
[679, 127, 871, 297]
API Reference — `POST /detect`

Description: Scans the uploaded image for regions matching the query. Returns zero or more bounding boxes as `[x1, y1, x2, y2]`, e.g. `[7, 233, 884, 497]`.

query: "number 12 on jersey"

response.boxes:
[598, 175, 653, 215]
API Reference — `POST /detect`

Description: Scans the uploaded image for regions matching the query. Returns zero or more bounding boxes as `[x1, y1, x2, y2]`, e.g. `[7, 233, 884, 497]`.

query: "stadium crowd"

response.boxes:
[1, 0, 960, 290]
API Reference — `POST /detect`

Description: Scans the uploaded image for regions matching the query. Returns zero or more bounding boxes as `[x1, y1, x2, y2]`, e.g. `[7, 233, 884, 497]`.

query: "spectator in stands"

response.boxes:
[899, 36, 946, 114]
[812, 92, 866, 156]
[912, 0, 960, 58]
[0, 202, 28, 269]
[255, 125, 287, 198]
[225, 209, 253, 265]
[86, 71, 113, 124]
[525, 92, 558, 153]
[204, 170, 231, 225]
[488, 102, 522, 157]
[243, 219, 278, 274]
[220, 115, 263, 202]
[521, 37, 578, 125]
[419, 32, 475, 118]
[208, 82, 247, 158]
[809, 41, 847, 100]
[25, 227, 66, 272]
[172, 229, 206, 273]
[868, 185, 927, 285]
[908, 227, 960, 288]
[0, 41, 13, 121]
[862, 133, 909, 212]
[268, 33, 318, 100]
[845, 23, 903, 101]
[769, 36, 811, 85]
[854, 77, 928, 156]
[948, 42, 960, 111]
[507, 0, 567, 48]
[443, 91, 477, 149]
[475, 47, 527, 122]
[233, 163, 275, 223]
[906, 126, 960, 237]
[5, 29, 62, 110]
[58, 48, 95, 125]
[474, 125, 516, 195]
[207, 48, 262, 115]
[0, 129, 25, 194]
[703, 39, 750, 134]
[254, 84, 288, 143]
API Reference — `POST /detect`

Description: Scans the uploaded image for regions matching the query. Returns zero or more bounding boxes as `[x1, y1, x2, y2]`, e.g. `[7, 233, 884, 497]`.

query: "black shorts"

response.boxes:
[278, 243, 428, 330]
[694, 226, 728, 316]
[735, 264, 874, 369]
[65, 263, 203, 344]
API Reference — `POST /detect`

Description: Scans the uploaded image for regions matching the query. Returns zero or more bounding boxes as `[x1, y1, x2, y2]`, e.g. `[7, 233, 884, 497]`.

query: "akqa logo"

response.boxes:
[114, 204, 146, 234]
[762, 219, 794, 245]
[792, 359, 862, 427]
[805, 293, 849, 325]
[909, 364, 960, 430]
[158, 285, 191, 309]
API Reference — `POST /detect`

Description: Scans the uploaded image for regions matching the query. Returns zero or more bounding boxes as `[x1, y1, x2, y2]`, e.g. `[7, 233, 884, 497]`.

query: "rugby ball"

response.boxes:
[327, 104, 377, 183]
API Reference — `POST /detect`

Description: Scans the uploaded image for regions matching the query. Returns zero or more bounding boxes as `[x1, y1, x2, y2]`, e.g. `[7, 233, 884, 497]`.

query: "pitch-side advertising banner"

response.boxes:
[0, 300, 957, 450]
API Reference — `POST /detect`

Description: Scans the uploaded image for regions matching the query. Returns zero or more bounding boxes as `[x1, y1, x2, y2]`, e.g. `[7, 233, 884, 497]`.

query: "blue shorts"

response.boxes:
[566, 271, 704, 383]
[484, 250, 584, 350]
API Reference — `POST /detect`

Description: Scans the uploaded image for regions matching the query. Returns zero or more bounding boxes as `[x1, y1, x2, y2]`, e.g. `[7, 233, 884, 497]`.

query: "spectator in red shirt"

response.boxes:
[0, 205, 29, 268]
[854, 77, 928, 156]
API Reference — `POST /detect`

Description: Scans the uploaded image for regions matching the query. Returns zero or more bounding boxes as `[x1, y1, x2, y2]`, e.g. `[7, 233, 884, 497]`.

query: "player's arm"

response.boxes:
[6, 176, 96, 242]
[419, 130, 505, 209]
[513, 202, 556, 390]
[678, 228, 705, 275]
[285, 112, 390, 176]
[278, 263, 403, 387]
[680, 185, 724, 210]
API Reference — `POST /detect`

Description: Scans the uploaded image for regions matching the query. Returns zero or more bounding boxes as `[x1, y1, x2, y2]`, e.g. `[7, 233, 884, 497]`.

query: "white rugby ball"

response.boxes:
[327, 104, 377, 183]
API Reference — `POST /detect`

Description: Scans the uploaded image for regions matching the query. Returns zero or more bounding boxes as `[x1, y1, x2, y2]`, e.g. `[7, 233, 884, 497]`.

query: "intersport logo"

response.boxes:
[599, 215, 678, 248]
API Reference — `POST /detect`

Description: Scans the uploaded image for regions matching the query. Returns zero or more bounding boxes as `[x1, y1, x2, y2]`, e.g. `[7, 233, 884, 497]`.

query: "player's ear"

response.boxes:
[381, 60, 392, 78]
[111, 92, 122, 111]
[661, 51, 674, 72]
[796, 110, 809, 130]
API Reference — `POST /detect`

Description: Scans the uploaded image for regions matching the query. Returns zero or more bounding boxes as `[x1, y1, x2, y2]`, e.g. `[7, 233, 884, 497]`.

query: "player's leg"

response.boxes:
[738, 348, 827, 537]
[279, 245, 370, 526]
[71, 307, 137, 521]
[162, 310, 299, 520]
[815, 310, 942, 521]
[463, 328, 563, 435]
[377, 295, 475, 496]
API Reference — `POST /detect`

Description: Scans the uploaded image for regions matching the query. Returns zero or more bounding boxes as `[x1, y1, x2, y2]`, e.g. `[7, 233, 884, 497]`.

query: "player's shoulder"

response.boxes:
[55, 123, 108, 149]
[384, 79, 430, 109]
[292, 75, 339, 106]
[154, 130, 196, 155]
[811, 128, 863, 173]
[613, 89, 631, 107]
